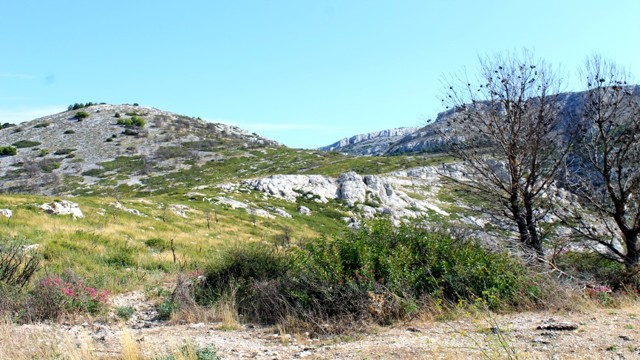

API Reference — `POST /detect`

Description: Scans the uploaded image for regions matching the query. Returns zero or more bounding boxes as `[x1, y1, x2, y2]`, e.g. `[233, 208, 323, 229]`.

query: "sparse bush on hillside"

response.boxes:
[63, 129, 75, 134]
[12, 140, 41, 148]
[198, 220, 542, 333]
[74, 111, 89, 120]
[0, 146, 17, 156]
[67, 102, 97, 111]
[33, 122, 50, 128]
[1, 122, 16, 129]
[117, 115, 146, 128]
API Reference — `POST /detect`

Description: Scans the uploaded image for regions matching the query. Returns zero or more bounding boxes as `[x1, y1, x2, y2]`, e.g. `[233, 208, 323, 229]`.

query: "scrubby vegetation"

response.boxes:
[117, 115, 146, 128]
[74, 111, 90, 120]
[193, 220, 550, 334]
[67, 102, 102, 111]
[0, 146, 17, 156]
[12, 140, 41, 148]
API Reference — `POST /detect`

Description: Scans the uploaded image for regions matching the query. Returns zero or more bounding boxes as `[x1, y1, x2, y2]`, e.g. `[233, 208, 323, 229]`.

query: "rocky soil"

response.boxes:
[8, 291, 640, 359]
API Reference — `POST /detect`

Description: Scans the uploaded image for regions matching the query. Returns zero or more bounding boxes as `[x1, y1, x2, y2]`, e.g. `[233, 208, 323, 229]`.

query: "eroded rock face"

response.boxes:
[337, 172, 367, 206]
[242, 175, 338, 202]
[39, 200, 84, 219]
[239, 168, 449, 222]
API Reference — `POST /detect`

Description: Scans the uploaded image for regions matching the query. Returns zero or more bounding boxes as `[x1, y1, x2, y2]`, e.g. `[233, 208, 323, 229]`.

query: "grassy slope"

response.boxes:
[0, 192, 351, 293]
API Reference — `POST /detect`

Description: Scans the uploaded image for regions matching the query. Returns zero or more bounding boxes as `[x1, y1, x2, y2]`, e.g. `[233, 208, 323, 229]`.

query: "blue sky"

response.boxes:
[1, 1, 638, 148]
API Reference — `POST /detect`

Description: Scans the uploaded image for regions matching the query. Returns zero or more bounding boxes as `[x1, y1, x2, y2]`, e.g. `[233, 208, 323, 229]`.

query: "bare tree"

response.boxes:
[562, 56, 640, 271]
[440, 51, 569, 258]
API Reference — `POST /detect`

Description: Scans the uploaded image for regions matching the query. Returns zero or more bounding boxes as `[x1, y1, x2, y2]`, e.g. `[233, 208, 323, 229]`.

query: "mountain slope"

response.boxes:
[319, 127, 419, 155]
[321, 87, 640, 156]
[0, 104, 278, 194]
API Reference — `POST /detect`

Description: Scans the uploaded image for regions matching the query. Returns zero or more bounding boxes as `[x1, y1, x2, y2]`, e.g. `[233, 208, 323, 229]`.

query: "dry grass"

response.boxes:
[0, 318, 96, 360]
[120, 330, 143, 360]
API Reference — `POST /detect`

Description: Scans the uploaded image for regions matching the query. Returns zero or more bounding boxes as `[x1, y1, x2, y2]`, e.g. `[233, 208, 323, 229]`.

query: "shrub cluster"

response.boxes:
[74, 111, 90, 120]
[28, 275, 109, 319]
[198, 220, 540, 333]
[1, 122, 16, 129]
[67, 102, 100, 111]
[117, 115, 145, 128]
[0, 146, 17, 156]
[0, 238, 109, 322]
[12, 140, 41, 148]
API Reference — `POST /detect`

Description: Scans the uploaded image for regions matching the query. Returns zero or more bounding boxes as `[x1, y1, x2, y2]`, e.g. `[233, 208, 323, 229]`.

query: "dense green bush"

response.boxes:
[1, 122, 16, 129]
[0, 146, 17, 156]
[198, 220, 539, 332]
[67, 102, 96, 111]
[117, 116, 145, 128]
[63, 129, 75, 134]
[12, 140, 41, 148]
[33, 122, 50, 128]
[74, 111, 90, 120]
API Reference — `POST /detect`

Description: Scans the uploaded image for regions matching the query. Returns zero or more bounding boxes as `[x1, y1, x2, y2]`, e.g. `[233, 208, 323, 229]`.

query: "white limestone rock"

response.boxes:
[0, 209, 12, 218]
[40, 200, 84, 219]
[337, 172, 367, 206]
[273, 208, 292, 218]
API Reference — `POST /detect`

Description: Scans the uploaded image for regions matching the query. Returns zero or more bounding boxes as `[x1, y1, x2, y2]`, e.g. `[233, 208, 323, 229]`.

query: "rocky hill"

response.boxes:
[321, 87, 640, 156]
[319, 126, 419, 155]
[0, 104, 278, 194]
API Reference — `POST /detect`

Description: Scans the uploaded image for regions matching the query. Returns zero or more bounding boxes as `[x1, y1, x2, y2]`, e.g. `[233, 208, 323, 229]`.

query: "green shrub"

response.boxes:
[104, 246, 136, 267]
[74, 111, 89, 120]
[116, 305, 135, 320]
[67, 102, 96, 111]
[198, 220, 536, 332]
[33, 122, 50, 128]
[1, 123, 16, 129]
[0, 146, 17, 156]
[145, 238, 169, 251]
[12, 140, 41, 148]
[117, 116, 145, 128]
[63, 129, 75, 134]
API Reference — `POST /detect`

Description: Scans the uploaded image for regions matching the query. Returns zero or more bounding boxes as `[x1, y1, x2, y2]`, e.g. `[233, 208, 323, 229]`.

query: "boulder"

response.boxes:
[337, 172, 366, 206]
[40, 200, 84, 219]
[170, 204, 190, 218]
[111, 201, 145, 216]
[273, 207, 292, 218]
[247, 208, 275, 219]
[0, 209, 11, 218]
[298, 206, 312, 216]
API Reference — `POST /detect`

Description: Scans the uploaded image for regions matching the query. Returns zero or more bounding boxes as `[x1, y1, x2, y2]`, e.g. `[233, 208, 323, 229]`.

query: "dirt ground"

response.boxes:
[4, 292, 640, 359]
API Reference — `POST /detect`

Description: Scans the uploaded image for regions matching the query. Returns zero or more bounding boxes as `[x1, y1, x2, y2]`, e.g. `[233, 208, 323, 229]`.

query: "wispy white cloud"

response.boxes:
[0, 105, 66, 124]
[0, 73, 35, 80]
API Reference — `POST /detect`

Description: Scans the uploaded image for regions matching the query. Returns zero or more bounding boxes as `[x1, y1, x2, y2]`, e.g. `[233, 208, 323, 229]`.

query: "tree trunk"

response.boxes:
[509, 193, 531, 248]
[623, 232, 639, 270]
[524, 195, 544, 259]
